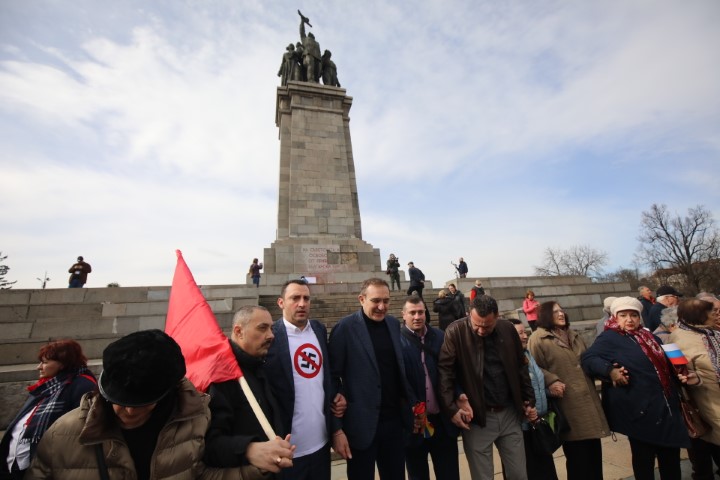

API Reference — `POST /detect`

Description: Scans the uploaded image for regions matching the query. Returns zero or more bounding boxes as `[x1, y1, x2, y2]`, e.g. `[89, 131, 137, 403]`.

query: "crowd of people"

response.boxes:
[3, 278, 720, 480]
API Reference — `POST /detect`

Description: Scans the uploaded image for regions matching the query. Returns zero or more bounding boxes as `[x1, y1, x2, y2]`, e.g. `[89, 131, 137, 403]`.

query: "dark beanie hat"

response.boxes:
[99, 329, 186, 407]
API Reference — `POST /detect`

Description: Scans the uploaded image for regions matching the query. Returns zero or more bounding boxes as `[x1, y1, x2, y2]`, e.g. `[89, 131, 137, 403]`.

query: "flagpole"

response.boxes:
[166, 250, 277, 441]
[239, 377, 276, 439]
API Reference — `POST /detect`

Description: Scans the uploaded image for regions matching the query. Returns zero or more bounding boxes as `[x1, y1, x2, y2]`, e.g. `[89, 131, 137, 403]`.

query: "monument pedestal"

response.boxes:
[263, 81, 381, 285]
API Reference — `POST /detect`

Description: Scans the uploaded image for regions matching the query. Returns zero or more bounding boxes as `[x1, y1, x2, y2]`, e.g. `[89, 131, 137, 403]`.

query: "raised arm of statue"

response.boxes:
[298, 10, 311, 41]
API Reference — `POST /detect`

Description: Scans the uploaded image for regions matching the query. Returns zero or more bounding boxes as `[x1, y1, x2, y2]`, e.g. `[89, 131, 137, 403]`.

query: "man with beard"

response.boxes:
[205, 306, 295, 475]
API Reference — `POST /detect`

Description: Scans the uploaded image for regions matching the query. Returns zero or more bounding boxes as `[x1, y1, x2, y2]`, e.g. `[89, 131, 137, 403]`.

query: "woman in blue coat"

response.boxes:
[582, 297, 694, 480]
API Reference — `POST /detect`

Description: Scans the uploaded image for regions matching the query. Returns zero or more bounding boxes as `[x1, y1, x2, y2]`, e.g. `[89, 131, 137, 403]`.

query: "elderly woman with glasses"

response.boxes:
[582, 297, 692, 480]
[528, 301, 609, 480]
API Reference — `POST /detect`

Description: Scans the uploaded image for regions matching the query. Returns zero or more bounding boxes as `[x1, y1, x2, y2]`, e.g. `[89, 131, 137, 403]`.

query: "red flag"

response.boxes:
[165, 250, 241, 392]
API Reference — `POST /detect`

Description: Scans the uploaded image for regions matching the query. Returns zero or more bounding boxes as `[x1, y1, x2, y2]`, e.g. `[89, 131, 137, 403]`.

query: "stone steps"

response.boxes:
[0, 276, 631, 429]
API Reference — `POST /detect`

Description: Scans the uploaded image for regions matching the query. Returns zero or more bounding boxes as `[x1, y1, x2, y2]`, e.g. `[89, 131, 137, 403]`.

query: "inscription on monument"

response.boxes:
[299, 245, 351, 273]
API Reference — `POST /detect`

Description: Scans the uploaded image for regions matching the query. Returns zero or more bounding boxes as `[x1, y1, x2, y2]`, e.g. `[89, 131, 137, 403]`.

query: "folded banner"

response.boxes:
[661, 343, 689, 366]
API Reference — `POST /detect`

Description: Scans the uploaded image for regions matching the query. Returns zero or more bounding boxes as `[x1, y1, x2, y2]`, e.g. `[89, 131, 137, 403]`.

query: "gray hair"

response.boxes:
[697, 292, 718, 302]
[660, 306, 678, 328]
[232, 305, 269, 328]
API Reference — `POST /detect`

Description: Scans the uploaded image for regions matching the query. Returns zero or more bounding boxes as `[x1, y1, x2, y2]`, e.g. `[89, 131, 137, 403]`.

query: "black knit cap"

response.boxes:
[99, 329, 186, 407]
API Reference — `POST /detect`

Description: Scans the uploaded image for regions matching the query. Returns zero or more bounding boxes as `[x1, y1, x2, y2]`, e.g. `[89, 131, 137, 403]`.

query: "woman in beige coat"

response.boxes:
[528, 301, 609, 480]
[668, 298, 720, 480]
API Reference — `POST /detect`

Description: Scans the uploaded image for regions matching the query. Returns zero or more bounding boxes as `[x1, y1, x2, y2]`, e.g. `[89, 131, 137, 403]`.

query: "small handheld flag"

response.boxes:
[662, 343, 689, 366]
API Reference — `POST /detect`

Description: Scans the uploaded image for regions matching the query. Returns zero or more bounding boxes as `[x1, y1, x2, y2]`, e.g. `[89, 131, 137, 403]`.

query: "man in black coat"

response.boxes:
[205, 306, 294, 475]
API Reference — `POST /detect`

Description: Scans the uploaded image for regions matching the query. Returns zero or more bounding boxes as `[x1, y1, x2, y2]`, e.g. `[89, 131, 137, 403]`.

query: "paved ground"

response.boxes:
[330, 433, 693, 479]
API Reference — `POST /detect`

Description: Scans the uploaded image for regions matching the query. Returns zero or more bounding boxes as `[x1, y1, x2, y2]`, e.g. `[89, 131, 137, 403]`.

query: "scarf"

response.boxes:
[678, 321, 720, 384]
[22, 366, 94, 444]
[606, 316, 672, 397]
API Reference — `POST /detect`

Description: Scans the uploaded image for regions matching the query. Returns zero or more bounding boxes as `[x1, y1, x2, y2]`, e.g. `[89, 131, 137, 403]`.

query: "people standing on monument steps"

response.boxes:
[67, 255, 91, 288]
[407, 261, 425, 299]
[400, 296, 460, 480]
[434, 290, 462, 331]
[248, 258, 263, 288]
[528, 301, 609, 480]
[469, 280, 484, 301]
[447, 283, 467, 318]
[522, 289, 540, 331]
[454, 257, 468, 278]
[329, 278, 415, 480]
[1, 340, 96, 479]
[264, 280, 347, 480]
[386, 253, 401, 291]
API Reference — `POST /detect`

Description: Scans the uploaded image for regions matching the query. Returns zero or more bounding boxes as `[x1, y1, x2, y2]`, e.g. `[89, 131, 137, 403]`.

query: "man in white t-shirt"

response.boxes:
[264, 280, 346, 480]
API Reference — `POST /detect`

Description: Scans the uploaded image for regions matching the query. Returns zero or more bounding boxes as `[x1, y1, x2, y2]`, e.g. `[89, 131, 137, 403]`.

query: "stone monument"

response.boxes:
[262, 13, 381, 286]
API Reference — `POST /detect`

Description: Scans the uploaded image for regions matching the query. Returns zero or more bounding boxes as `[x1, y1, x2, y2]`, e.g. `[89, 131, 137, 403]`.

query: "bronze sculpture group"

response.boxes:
[278, 11, 341, 87]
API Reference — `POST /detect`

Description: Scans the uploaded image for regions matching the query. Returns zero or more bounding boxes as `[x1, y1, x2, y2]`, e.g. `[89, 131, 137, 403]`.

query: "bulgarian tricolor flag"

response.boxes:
[165, 250, 275, 439]
[662, 343, 689, 366]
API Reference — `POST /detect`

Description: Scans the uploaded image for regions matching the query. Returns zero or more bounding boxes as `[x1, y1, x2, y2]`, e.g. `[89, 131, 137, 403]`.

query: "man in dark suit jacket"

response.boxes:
[400, 296, 460, 480]
[265, 280, 346, 480]
[329, 278, 416, 480]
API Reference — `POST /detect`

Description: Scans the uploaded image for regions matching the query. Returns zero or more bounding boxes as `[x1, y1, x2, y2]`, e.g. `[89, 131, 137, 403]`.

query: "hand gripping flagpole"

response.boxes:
[165, 250, 276, 440]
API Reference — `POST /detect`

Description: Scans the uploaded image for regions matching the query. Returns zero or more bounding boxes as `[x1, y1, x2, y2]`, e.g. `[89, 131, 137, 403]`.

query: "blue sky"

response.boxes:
[2, 0, 719, 289]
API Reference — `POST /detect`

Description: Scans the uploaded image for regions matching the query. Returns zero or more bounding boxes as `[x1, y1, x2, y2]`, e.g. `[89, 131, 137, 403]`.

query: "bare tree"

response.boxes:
[598, 267, 642, 290]
[534, 245, 609, 278]
[636, 204, 720, 293]
[0, 251, 17, 289]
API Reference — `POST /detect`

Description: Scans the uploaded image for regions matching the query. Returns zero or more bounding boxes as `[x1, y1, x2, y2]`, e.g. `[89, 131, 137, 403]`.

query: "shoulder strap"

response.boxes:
[95, 443, 110, 480]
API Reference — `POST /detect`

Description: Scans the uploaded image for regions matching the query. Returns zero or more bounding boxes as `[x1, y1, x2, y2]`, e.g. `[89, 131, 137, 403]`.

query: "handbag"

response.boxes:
[679, 388, 710, 439]
[529, 397, 568, 456]
[530, 414, 562, 455]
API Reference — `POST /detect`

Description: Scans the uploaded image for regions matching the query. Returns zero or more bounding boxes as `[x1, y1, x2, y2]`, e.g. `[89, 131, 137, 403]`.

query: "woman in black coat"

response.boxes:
[434, 290, 461, 330]
[582, 297, 694, 480]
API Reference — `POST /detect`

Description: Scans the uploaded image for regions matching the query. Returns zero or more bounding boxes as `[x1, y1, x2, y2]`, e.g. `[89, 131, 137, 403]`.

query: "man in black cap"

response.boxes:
[646, 285, 683, 331]
[28, 329, 260, 480]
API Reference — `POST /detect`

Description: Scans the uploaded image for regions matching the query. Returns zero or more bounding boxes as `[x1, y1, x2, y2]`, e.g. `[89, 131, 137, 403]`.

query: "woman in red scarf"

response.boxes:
[0, 340, 96, 479]
[582, 297, 694, 480]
